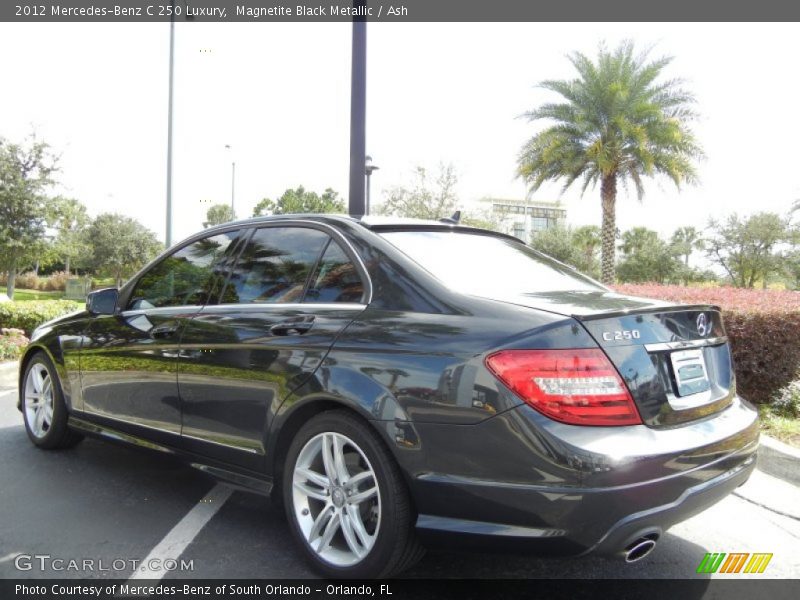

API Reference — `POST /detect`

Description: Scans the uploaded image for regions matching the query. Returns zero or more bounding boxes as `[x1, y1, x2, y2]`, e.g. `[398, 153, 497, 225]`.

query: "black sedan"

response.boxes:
[17, 215, 759, 578]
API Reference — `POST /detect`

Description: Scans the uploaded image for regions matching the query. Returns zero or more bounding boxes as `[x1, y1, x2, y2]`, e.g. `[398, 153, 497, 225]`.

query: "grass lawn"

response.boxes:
[9, 289, 66, 301]
[759, 408, 800, 448]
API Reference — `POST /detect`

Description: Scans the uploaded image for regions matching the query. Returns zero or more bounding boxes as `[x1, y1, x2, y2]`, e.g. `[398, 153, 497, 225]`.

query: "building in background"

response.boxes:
[482, 198, 567, 241]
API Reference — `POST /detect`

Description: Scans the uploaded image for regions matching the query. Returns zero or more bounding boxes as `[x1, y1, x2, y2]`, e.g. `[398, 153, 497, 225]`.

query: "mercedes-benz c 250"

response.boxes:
[18, 215, 758, 577]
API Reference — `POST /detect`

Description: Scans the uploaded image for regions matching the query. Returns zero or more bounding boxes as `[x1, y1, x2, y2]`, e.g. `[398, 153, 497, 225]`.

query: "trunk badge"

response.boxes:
[696, 313, 710, 337]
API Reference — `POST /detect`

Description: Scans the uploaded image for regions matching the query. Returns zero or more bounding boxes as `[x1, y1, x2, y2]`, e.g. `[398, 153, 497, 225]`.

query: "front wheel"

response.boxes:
[22, 352, 83, 449]
[283, 410, 423, 578]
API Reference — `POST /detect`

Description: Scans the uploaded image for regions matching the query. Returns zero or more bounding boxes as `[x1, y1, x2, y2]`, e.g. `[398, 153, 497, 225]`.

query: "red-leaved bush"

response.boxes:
[613, 284, 800, 404]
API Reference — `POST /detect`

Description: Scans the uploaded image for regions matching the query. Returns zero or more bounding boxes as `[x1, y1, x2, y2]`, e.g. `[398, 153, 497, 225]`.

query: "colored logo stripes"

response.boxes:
[696, 552, 773, 574]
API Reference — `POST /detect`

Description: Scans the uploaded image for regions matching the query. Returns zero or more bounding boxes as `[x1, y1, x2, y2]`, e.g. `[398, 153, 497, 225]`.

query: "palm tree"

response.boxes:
[517, 41, 703, 284]
[572, 225, 601, 270]
[670, 225, 705, 266]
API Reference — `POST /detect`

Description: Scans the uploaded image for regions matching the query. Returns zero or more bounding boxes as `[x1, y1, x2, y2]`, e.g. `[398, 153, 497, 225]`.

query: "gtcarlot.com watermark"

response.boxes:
[14, 553, 194, 573]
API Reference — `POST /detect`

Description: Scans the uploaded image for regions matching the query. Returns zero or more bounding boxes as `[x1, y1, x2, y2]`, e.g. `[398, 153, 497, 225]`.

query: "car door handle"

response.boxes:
[150, 324, 179, 339]
[270, 316, 315, 336]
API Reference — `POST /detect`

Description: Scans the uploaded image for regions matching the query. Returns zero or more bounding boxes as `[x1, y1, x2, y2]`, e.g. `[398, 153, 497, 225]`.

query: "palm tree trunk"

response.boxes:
[600, 174, 617, 284]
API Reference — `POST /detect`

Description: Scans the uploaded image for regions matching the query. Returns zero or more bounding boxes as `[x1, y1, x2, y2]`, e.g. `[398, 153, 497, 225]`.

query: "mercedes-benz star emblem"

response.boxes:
[696, 313, 709, 337]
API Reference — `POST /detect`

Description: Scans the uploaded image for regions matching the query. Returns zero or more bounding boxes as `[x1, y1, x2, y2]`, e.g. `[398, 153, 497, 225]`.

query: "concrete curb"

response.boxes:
[757, 434, 800, 486]
[0, 360, 18, 390]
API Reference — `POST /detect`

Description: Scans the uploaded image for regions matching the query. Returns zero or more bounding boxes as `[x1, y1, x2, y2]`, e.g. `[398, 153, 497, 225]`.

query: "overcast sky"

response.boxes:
[0, 22, 798, 244]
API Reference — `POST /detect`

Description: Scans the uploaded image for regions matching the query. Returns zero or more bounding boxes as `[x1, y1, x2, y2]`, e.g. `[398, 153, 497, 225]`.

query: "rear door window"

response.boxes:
[221, 226, 329, 304]
[305, 240, 365, 303]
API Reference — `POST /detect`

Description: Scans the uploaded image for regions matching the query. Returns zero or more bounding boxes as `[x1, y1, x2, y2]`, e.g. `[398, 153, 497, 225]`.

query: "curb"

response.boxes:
[0, 360, 18, 390]
[757, 434, 800, 486]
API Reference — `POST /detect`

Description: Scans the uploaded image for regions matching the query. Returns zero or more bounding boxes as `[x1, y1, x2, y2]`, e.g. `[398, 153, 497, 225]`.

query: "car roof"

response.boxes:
[203, 213, 523, 244]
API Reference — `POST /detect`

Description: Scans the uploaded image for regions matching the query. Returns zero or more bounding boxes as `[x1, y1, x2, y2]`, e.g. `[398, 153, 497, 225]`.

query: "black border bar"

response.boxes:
[3, 579, 800, 600]
[4, 0, 800, 22]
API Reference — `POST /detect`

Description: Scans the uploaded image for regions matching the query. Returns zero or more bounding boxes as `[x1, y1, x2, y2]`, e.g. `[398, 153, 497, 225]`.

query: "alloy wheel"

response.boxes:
[291, 432, 381, 566]
[24, 363, 54, 439]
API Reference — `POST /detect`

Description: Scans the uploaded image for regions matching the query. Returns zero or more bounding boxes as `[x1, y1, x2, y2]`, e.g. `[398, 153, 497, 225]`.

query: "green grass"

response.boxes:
[759, 407, 800, 448]
[9, 289, 66, 302]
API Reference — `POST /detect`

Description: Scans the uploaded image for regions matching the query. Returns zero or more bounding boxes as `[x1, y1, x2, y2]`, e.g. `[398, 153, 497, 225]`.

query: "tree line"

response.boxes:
[530, 214, 800, 289]
[0, 135, 162, 297]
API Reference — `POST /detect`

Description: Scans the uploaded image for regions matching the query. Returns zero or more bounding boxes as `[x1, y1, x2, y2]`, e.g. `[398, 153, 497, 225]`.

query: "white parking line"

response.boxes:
[128, 483, 233, 580]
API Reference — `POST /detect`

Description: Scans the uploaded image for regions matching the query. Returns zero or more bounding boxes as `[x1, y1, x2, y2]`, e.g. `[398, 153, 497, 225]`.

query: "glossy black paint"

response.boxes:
[18, 214, 759, 558]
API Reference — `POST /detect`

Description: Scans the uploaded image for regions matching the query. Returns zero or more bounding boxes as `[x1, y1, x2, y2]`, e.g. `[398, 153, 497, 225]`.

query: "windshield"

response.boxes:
[380, 230, 603, 297]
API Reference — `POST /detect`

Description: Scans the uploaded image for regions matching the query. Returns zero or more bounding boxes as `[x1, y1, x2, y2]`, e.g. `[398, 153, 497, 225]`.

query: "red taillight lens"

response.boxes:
[485, 349, 642, 426]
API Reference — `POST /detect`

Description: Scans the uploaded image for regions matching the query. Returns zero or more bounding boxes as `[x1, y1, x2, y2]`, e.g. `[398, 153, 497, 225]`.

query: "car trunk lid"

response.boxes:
[493, 290, 735, 427]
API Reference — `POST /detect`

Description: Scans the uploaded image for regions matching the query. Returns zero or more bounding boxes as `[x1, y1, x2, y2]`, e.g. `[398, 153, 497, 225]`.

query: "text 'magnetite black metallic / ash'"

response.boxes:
[18, 215, 758, 578]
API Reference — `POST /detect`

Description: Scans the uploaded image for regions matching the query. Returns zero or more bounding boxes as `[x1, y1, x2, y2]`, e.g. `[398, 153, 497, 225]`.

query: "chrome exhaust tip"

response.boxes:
[624, 537, 658, 563]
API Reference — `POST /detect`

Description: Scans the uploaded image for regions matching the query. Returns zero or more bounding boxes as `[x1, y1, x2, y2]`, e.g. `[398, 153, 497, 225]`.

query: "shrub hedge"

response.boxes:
[0, 328, 29, 361]
[0, 300, 83, 337]
[614, 284, 800, 405]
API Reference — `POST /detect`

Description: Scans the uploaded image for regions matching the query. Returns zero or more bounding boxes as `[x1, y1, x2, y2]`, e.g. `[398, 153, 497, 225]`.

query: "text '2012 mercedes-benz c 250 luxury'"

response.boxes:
[18, 215, 758, 578]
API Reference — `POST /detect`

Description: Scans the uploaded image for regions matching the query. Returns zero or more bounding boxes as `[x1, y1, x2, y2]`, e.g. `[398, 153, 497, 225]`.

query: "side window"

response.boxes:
[305, 241, 364, 304]
[222, 226, 329, 304]
[127, 230, 240, 310]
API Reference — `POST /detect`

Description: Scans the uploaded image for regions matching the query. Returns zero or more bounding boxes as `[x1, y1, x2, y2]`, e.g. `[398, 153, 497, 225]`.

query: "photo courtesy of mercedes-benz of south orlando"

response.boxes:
[18, 215, 759, 578]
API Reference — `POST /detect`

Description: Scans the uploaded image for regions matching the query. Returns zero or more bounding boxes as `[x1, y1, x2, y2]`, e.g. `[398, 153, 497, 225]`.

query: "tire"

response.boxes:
[283, 409, 424, 578]
[21, 352, 84, 450]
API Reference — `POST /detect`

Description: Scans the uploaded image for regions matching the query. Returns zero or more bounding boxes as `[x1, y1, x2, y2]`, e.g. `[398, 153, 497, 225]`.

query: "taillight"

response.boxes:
[485, 349, 641, 426]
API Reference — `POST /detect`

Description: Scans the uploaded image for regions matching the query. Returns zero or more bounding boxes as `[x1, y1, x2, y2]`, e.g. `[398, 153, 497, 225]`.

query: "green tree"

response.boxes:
[670, 225, 705, 267]
[706, 212, 793, 289]
[572, 225, 601, 276]
[517, 41, 703, 284]
[204, 203, 235, 228]
[86, 213, 163, 288]
[48, 196, 91, 275]
[616, 227, 682, 283]
[253, 186, 345, 216]
[0, 135, 58, 298]
[785, 250, 800, 290]
[529, 225, 600, 278]
[377, 164, 459, 220]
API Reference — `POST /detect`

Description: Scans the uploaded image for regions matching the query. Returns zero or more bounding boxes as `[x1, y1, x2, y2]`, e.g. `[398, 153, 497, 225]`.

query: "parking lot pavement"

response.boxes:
[1, 386, 799, 580]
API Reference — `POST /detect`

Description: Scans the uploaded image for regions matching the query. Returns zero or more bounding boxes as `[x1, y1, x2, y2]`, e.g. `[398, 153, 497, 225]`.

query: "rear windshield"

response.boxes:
[380, 230, 603, 297]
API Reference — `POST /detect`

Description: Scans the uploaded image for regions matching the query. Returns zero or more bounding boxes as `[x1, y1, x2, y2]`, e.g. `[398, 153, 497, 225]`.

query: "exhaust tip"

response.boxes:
[624, 536, 658, 563]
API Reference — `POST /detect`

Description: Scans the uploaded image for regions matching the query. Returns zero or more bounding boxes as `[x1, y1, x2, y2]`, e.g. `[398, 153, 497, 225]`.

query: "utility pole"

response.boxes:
[348, 1, 367, 218]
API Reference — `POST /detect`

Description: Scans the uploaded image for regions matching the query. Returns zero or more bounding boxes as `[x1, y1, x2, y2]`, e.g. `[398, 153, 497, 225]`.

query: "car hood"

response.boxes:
[30, 309, 88, 341]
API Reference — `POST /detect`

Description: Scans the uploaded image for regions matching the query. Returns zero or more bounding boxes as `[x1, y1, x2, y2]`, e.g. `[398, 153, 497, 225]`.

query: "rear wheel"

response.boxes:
[283, 410, 423, 578]
[22, 353, 83, 449]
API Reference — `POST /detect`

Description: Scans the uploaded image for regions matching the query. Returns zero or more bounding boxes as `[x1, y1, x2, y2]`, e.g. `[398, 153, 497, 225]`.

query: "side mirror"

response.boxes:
[86, 288, 119, 315]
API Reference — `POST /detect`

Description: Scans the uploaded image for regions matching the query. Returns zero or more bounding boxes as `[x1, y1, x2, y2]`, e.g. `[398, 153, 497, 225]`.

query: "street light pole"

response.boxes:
[165, 0, 175, 247]
[231, 160, 236, 218]
[365, 155, 379, 215]
[348, 2, 368, 218]
[225, 144, 235, 219]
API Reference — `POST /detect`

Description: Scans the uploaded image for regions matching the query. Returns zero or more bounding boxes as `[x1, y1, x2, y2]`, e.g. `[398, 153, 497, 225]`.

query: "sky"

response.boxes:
[0, 22, 798, 245]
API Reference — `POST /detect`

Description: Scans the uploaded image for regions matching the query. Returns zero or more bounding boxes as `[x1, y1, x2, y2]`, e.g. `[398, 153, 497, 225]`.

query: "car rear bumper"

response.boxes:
[400, 395, 759, 556]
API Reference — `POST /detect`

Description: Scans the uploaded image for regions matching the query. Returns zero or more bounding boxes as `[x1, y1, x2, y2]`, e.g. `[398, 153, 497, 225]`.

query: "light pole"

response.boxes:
[165, 1, 193, 247]
[348, 2, 367, 218]
[165, 1, 176, 247]
[365, 155, 379, 215]
[225, 144, 236, 219]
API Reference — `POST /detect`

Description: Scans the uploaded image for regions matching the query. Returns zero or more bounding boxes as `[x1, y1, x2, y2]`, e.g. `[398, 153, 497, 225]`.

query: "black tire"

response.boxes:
[21, 352, 84, 450]
[283, 409, 424, 578]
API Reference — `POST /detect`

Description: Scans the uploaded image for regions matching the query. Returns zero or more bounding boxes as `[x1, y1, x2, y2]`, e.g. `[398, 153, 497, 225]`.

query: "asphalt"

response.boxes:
[1, 380, 799, 582]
